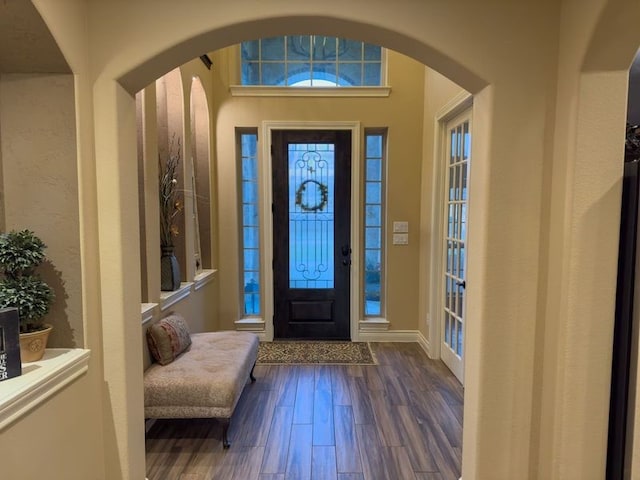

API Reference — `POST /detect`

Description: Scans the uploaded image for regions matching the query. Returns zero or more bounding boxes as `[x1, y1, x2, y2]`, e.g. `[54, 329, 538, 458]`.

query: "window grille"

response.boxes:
[241, 36, 383, 87]
[363, 130, 386, 316]
[238, 130, 261, 315]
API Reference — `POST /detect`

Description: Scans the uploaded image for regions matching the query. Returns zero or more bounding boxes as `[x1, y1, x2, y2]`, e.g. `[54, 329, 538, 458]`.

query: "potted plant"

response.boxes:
[0, 229, 55, 362]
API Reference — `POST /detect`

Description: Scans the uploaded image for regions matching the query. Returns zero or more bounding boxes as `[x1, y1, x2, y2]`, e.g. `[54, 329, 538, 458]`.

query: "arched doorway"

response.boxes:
[80, 3, 616, 479]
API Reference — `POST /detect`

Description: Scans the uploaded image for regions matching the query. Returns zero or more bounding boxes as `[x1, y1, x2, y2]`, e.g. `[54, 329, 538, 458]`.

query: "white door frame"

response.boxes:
[260, 120, 361, 342]
[428, 93, 473, 361]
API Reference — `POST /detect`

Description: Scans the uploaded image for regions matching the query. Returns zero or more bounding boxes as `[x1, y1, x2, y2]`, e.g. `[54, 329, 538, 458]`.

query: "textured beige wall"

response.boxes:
[213, 48, 425, 332]
[138, 59, 219, 315]
[0, 74, 82, 348]
[531, 1, 637, 478]
[191, 77, 214, 271]
[9, 2, 109, 480]
[0, 374, 103, 480]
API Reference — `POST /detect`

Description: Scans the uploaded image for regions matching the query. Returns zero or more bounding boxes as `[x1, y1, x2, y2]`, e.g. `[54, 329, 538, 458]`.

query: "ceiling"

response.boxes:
[0, 0, 70, 74]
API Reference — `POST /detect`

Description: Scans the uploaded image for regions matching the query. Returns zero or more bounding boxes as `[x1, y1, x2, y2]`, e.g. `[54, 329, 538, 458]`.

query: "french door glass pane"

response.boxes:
[463, 122, 470, 160]
[445, 312, 450, 343]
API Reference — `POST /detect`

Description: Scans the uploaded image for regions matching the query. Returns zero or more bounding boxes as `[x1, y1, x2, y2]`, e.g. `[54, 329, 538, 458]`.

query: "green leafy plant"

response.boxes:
[0, 230, 55, 333]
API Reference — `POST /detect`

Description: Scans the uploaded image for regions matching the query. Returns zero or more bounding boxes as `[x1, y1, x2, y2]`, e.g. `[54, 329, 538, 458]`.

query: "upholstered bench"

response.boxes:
[143, 314, 259, 448]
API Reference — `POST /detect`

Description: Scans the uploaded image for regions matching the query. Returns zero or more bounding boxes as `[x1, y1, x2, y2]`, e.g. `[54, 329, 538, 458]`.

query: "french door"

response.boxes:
[271, 130, 352, 339]
[440, 110, 471, 383]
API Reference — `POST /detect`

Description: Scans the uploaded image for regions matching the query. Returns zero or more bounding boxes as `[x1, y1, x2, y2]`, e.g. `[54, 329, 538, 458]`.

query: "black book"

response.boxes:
[0, 308, 21, 381]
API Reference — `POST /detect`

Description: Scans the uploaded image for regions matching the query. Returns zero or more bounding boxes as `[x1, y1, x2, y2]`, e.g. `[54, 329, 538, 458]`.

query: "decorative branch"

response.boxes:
[159, 136, 183, 247]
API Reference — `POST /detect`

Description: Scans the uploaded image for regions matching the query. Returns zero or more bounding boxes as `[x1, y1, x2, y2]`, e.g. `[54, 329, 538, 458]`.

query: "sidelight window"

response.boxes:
[238, 130, 261, 316]
[363, 130, 386, 316]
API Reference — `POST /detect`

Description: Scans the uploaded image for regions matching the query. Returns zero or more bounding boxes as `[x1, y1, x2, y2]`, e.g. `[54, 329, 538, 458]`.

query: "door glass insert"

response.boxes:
[288, 143, 335, 288]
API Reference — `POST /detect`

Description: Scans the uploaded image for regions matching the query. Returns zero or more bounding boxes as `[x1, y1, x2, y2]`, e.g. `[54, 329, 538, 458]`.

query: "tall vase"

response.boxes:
[160, 246, 181, 291]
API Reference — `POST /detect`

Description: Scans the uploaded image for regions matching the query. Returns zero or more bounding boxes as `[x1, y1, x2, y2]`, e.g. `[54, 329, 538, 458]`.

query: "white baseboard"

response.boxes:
[416, 330, 430, 357]
[358, 329, 430, 356]
[253, 328, 430, 348]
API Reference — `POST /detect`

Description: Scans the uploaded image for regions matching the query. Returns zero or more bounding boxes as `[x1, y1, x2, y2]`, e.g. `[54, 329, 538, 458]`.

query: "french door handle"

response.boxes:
[456, 280, 466, 289]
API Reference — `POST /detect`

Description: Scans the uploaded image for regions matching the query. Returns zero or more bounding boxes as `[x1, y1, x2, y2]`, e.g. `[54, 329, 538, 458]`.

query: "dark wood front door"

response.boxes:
[272, 129, 351, 339]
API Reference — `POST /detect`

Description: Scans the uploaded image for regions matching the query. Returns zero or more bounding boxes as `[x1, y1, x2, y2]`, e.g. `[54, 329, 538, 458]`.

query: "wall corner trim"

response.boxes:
[416, 330, 430, 357]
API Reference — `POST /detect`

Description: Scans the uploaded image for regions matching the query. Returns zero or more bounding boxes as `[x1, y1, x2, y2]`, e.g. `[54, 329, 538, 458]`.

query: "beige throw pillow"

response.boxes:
[146, 313, 192, 365]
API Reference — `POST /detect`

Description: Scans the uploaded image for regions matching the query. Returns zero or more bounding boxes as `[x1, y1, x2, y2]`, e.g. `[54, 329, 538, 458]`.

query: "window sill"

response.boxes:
[359, 317, 390, 332]
[194, 269, 217, 291]
[235, 317, 265, 331]
[230, 85, 391, 98]
[0, 348, 91, 431]
[159, 282, 194, 311]
[141, 303, 158, 326]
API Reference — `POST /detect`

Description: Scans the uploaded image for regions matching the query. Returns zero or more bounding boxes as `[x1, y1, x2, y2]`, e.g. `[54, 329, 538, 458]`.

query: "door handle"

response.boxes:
[455, 280, 466, 289]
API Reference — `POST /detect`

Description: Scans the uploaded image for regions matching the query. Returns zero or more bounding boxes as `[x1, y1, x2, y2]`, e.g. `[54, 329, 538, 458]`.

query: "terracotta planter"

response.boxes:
[19, 324, 53, 362]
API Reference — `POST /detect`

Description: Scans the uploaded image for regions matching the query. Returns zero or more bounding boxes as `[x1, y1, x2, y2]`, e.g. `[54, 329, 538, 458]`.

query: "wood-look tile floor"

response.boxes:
[145, 342, 463, 480]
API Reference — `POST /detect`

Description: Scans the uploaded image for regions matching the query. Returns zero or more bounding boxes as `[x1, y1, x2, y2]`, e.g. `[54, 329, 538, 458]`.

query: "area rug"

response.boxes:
[257, 341, 376, 365]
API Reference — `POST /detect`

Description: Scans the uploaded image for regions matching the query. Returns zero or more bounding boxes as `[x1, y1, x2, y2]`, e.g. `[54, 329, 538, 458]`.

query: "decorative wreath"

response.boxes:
[295, 179, 329, 212]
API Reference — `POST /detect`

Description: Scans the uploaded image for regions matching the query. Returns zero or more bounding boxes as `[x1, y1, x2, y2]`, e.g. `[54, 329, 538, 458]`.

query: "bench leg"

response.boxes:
[249, 362, 256, 383]
[221, 418, 231, 449]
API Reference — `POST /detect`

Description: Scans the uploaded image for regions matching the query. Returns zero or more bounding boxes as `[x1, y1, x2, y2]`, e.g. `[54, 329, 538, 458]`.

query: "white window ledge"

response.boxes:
[194, 269, 217, 291]
[0, 348, 90, 431]
[359, 317, 390, 332]
[230, 85, 391, 98]
[141, 303, 158, 326]
[159, 282, 194, 311]
[235, 317, 265, 331]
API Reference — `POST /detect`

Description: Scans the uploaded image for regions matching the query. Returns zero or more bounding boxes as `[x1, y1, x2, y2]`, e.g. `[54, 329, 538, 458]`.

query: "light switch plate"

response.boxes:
[393, 221, 409, 233]
[393, 233, 409, 245]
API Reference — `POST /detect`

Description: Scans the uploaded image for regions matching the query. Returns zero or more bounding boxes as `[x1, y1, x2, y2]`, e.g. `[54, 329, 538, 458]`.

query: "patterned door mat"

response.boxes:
[257, 341, 376, 365]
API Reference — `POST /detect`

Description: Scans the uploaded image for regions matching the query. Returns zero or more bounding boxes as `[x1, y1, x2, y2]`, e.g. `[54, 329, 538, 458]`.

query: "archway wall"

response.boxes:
[536, 2, 640, 479]
[28, 1, 608, 479]
[85, 3, 562, 480]
[1, 1, 107, 480]
[85, 2, 566, 96]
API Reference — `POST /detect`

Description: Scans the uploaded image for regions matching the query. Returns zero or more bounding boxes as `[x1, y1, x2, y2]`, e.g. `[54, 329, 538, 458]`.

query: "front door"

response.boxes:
[440, 110, 471, 383]
[272, 130, 351, 339]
